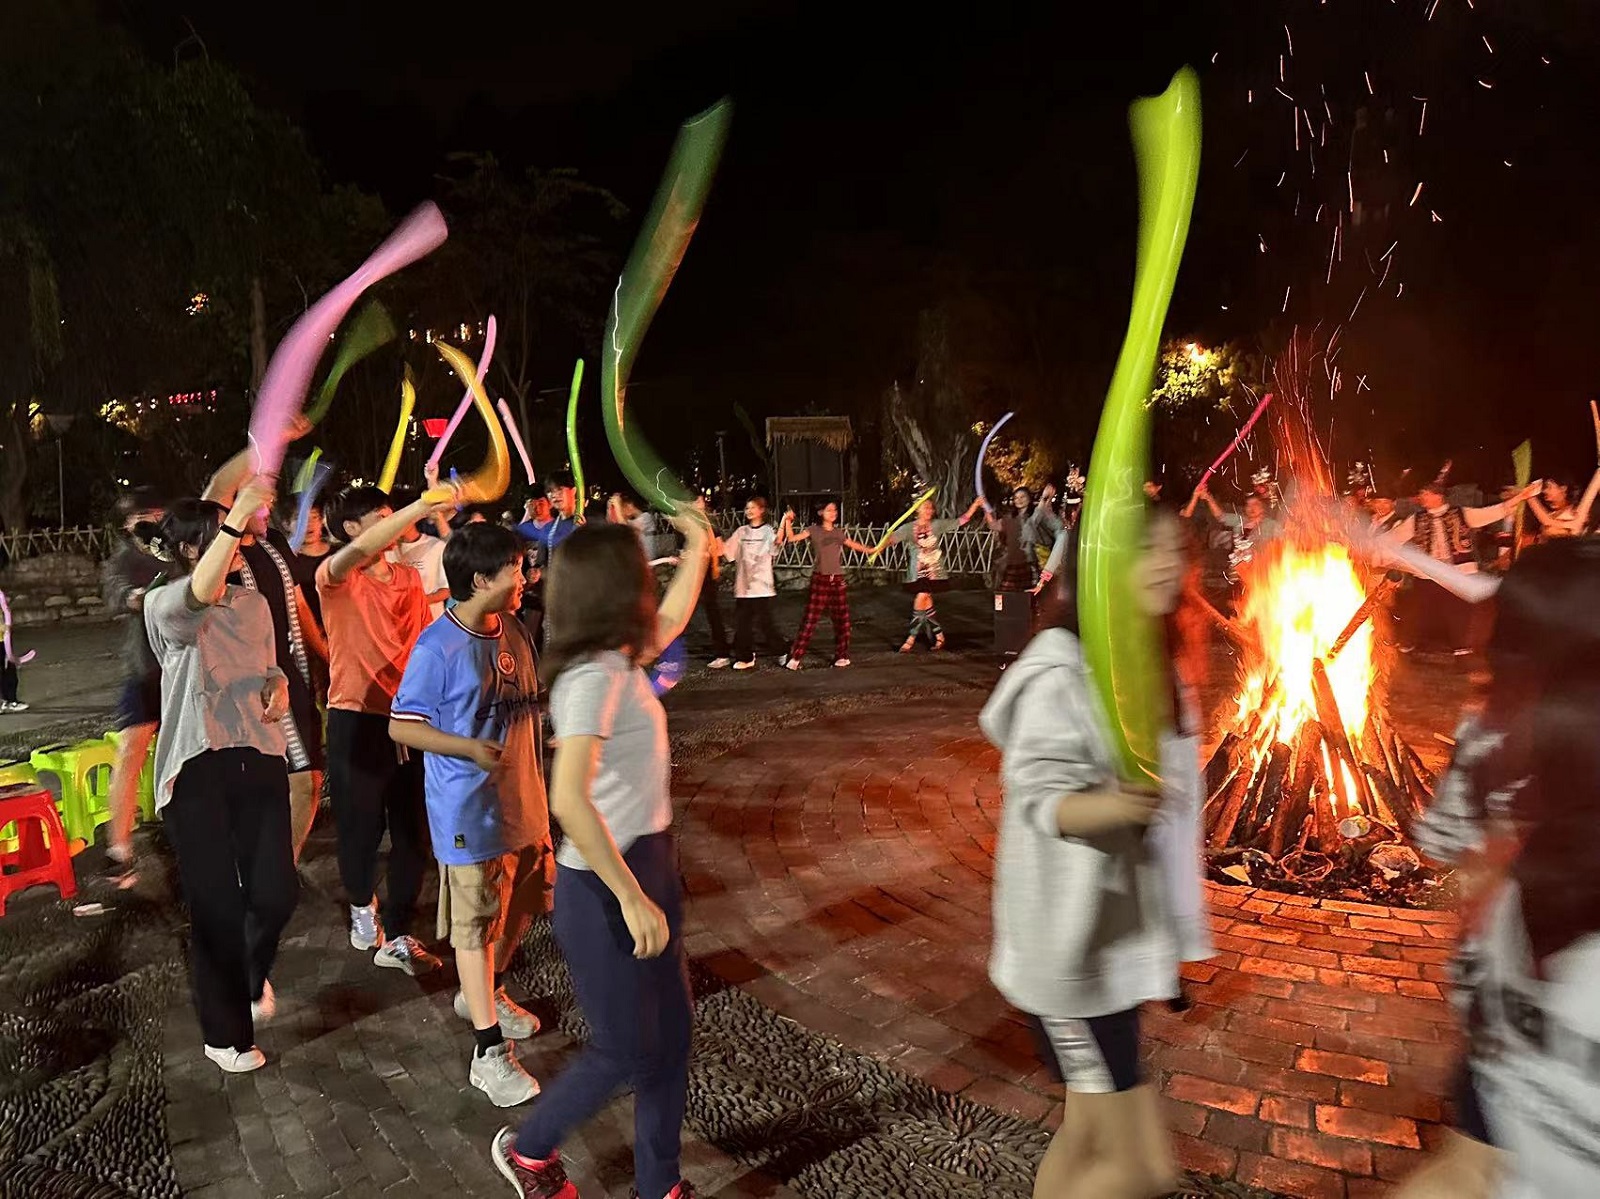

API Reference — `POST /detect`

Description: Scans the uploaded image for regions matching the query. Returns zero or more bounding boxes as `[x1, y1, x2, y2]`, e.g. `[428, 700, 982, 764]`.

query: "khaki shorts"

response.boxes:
[437, 842, 555, 950]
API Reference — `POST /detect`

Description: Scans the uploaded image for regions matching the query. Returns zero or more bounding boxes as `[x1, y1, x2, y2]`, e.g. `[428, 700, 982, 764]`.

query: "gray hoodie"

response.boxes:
[980, 627, 1178, 1018]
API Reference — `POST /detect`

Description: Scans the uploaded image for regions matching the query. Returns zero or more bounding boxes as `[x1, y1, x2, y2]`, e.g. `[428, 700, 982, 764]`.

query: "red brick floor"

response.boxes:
[676, 698, 1461, 1198]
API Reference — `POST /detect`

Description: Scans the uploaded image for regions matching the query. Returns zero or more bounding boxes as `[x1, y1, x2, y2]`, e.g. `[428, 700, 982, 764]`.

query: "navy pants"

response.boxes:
[516, 832, 691, 1199]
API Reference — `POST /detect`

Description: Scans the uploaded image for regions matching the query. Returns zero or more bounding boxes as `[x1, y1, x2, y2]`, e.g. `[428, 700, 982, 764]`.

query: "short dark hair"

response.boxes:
[114, 486, 165, 523]
[151, 499, 228, 575]
[546, 471, 576, 493]
[327, 486, 392, 543]
[745, 495, 768, 510]
[542, 523, 656, 685]
[443, 523, 524, 601]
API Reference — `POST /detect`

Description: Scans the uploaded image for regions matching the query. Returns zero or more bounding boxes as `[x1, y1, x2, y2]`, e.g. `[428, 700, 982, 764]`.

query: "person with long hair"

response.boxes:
[980, 510, 1190, 1199]
[722, 496, 787, 670]
[1394, 537, 1600, 1198]
[1525, 468, 1600, 543]
[781, 499, 871, 670]
[491, 510, 709, 1199]
[879, 496, 984, 653]
[142, 481, 298, 1073]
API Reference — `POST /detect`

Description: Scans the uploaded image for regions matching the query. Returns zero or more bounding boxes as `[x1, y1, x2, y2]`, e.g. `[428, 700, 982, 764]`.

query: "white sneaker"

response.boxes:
[374, 934, 442, 975]
[733, 660, 756, 671]
[0, 701, 28, 713]
[833, 658, 851, 668]
[708, 657, 731, 670]
[205, 1045, 266, 1073]
[349, 902, 382, 950]
[455, 987, 540, 1040]
[785, 658, 802, 672]
[470, 1041, 541, 1107]
[252, 980, 276, 1025]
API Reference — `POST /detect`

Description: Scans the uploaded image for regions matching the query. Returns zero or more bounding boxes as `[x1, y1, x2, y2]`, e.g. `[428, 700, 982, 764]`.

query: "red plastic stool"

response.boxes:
[0, 783, 79, 914]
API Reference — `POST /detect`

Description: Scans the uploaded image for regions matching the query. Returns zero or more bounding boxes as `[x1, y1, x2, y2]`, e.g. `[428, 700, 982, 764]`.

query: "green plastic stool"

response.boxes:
[30, 740, 117, 851]
[101, 730, 158, 824]
[0, 761, 39, 855]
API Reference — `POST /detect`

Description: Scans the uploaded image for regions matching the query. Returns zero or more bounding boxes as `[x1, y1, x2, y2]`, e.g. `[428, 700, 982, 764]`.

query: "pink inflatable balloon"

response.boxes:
[248, 203, 449, 480]
[427, 315, 498, 472]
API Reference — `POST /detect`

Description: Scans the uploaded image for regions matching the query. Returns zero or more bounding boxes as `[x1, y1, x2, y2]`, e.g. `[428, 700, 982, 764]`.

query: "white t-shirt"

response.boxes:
[391, 535, 448, 621]
[723, 524, 778, 599]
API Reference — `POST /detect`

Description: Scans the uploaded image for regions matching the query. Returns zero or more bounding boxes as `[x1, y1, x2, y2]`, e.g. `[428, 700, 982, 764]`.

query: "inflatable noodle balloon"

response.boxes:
[425, 341, 511, 507]
[290, 459, 334, 552]
[602, 100, 733, 513]
[974, 413, 1014, 515]
[565, 359, 586, 511]
[1078, 66, 1202, 785]
[427, 315, 498, 472]
[293, 448, 323, 496]
[883, 487, 939, 540]
[497, 400, 536, 486]
[304, 302, 397, 426]
[378, 368, 417, 494]
[250, 203, 448, 481]
[1511, 439, 1532, 557]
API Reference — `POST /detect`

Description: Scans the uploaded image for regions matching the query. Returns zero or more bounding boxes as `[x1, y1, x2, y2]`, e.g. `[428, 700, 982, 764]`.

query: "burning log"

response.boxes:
[1243, 742, 1293, 848]
[1403, 743, 1439, 795]
[1310, 659, 1360, 794]
[1266, 722, 1325, 858]
[1324, 571, 1403, 664]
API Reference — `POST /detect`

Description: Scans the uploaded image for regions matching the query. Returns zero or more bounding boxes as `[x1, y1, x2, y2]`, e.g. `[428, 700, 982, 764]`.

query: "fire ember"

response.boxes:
[1202, 533, 1443, 903]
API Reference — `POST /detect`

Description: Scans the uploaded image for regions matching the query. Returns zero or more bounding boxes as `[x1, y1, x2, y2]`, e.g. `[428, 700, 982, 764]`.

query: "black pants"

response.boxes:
[516, 833, 691, 1199]
[164, 749, 298, 1051]
[327, 709, 428, 937]
[0, 659, 16, 703]
[697, 573, 729, 658]
[732, 596, 782, 664]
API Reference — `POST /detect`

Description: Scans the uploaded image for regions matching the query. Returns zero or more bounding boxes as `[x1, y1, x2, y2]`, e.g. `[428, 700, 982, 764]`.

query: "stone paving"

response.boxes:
[675, 698, 1462, 1199]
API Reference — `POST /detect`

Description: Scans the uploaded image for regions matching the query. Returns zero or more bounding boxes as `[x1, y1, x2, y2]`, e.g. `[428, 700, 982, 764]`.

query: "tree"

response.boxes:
[1147, 338, 1267, 484]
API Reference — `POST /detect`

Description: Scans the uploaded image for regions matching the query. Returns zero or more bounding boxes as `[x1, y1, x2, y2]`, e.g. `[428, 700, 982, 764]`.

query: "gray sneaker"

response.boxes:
[470, 1041, 540, 1107]
[349, 902, 382, 951]
[455, 987, 540, 1040]
[373, 934, 441, 975]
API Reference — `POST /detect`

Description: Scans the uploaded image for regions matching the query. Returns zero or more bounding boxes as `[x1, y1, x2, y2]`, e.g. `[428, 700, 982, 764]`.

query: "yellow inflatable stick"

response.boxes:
[377, 367, 416, 493]
[424, 341, 510, 506]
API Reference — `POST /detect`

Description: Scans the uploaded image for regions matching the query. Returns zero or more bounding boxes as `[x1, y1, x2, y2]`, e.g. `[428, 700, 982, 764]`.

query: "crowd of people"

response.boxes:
[7, 431, 1589, 1199]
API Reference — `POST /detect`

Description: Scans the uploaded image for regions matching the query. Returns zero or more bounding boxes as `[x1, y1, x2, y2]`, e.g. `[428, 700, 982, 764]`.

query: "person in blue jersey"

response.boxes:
[390, 523, 554, 1108]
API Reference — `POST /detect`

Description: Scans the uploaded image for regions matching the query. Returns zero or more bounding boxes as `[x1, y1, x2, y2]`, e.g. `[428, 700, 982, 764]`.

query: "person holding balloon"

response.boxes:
[876, 496, 985, 654]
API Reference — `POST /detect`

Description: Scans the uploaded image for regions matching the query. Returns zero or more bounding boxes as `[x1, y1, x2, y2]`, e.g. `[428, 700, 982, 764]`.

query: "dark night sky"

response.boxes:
[107, 1, 1600, 491]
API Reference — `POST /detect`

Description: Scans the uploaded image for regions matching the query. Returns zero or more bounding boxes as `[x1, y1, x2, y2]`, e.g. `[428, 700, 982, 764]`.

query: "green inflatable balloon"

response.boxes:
[565, 358, 587, 511]
[602, 99, 733, 512]
[1077, 67, 1202, 785]
[305, 301, 397, 426]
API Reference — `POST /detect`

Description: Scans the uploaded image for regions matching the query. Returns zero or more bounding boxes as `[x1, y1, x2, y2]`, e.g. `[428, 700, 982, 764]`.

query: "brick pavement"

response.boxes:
[675, 697, 1462, 1199]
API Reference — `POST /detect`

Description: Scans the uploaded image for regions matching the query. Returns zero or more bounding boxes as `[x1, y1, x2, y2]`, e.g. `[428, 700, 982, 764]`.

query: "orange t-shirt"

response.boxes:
[316, 557, 432, 714]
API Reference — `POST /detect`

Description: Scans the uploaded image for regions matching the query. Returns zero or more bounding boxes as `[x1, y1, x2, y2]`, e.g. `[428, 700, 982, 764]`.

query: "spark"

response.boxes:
[1248, 88, 1254, 104]
[1275, 86, 1295, 103]
[1418, 99, 1428, 136]
[1430, 210, 1442, 223]
[1349, 287, 1367, 322]
[1280, 54, 1286, 82]
[1482, 35, 1494, 54]
[1356, 375, 1371, 393]
[1380, 240, 1397, 260]
[1326, 228, 1338, 284]
[1259, 234, 1269, 254]
[1478, 79, 1494, 89]
[1542, 56, 1551, 65]
[1305, 108, 1317, 138]
[1315, 203, 1325, 223]
[1211, 51, 1219, 65]
[1232, 149, 1249, 168]
[1504, 159, 1514, 167]
[1276, 171, 1286, 187]
[1364, 71, 1374, 95]
[1294, 107, 1301, 152]
[1285, 24, 1294, 55]
[1409, 181, 1425, 206]
[1378, 253, 1394, 288]
[1425, 0, 1441, 19]
[1348, 170, 1355, 213]
[1323, 100, 1334, 126]
[1397, 283, 1405, 298]
[1282, 286, 1292, 313]
[1383, 149, 1390, 164]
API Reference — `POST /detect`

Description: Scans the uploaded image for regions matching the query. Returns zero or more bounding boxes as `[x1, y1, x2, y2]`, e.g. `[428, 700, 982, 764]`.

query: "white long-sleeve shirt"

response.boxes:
[1384, 501, 1511, 575]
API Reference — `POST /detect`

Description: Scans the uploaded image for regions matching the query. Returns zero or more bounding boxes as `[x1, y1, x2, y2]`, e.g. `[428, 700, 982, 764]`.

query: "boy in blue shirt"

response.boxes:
[390, 524, 553, 1107]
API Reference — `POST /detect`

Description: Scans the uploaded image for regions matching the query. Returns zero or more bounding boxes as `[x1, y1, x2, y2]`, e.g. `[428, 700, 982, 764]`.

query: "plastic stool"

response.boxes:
[0, 784, 78, 914]
[0, 762, 39, 856]
[30, 740, 117, 851]
[101, 730, 159, 824]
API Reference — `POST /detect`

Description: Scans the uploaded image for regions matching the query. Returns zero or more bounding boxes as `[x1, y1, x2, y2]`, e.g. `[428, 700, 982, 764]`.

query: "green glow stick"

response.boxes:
[1078, 67, 1202, 785]
[293, 447, 323, 495]
[565, 358, 586, 510]
[602, 99, 733, 513]
[881, 487, 938, 540]
[305, 301, 396, 426]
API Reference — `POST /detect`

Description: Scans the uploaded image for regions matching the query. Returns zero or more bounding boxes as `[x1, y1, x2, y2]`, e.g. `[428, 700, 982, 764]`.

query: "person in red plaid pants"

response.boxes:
[782, 502, 871, 669]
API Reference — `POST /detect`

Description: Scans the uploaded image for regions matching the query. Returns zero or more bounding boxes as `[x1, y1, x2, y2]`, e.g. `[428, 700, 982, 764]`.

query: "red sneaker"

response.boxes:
[491, 1127, 579, 1198]
[630, 1183, 698, 1199]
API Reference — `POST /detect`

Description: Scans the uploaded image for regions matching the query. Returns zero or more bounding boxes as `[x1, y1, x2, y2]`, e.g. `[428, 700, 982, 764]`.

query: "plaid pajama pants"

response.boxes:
[788, 573, 851, 662]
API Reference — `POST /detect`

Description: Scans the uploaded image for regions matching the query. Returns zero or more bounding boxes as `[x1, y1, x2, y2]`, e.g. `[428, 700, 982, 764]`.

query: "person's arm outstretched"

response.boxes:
[189, 480, 274, 608]
[651, 510, 711, 655]
[322, 495, 453, 585]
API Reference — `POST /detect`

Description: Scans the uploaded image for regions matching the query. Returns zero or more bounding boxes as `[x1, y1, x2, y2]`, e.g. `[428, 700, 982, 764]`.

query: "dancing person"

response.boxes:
[691, 495, 733, 669]
[782, 500, 871, 670]
[390, 466, 454, 622]
[205, 439, 330, 865]
[1526, 468, 1600, 542]
[980, 512, 1189, 1199]
[491, 511, 710, 1199]
[102, 487, 166, 874]
[878, 497, 983, 653]
[986, 487, 1043, 594]
[390, 523, 552, 1107]
[0, 590, 23, 713]
[1385, 478, 1537, 655]
[287, 496, 332, 633]
[143, 482, 298, 1073]
[318, 486, 454, 974]
[1184, 481, 1282, 592]
[1393, 537, 1600, 1198]
[723, 496, 786, 670]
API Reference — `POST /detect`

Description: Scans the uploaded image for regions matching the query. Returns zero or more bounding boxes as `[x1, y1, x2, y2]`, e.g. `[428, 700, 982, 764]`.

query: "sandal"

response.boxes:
[933, 633, 946, 652]
[899, 637, 917, 654]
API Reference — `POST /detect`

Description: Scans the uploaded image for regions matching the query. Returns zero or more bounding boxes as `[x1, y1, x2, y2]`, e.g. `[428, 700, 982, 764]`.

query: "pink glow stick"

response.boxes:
[427, 315, 498, 471]
[497, 399, 536, 486]
[1197, 391, 1274, 489]
[248, 203, 449, 480]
